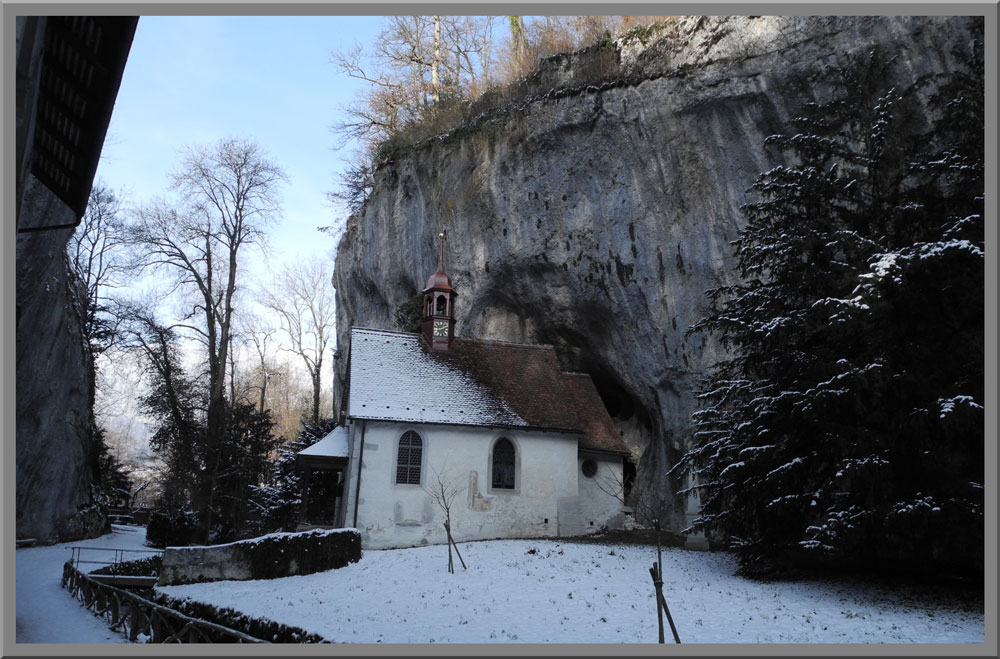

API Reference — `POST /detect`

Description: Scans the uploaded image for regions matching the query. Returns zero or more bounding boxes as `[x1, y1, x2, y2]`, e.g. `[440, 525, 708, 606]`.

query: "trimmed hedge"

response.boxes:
[158, 528, 361, 586]
[246, 529, 360, 580]
[150, 592, 326, 643]
[92, 555, 162, 578]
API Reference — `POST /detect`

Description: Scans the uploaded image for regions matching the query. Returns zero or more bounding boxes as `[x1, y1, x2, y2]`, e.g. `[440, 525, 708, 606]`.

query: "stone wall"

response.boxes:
[156, 528, 362, 586]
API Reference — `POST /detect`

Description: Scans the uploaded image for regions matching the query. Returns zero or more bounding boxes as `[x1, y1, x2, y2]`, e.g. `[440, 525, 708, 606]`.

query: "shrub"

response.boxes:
[150, 593, 327, 642]
[92, 555, 163, 577]
[146, 508, 200, 548]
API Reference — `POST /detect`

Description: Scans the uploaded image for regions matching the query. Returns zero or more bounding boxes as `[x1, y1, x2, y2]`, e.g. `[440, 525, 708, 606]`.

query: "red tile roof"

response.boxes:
[347, 328, 628, 454]
[561, 374, 630, 455]
[437, 337, 580, 432]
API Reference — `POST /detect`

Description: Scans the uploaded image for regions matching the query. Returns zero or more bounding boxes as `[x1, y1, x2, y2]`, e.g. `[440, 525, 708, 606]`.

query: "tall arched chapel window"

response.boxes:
[396, 431, 422, 485]
[492, 438, 515, 489]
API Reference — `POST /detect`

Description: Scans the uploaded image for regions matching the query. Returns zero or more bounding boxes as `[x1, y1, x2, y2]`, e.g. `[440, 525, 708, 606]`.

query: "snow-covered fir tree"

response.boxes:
[250, 418, 339, 533]
[673, 45, 984, 576]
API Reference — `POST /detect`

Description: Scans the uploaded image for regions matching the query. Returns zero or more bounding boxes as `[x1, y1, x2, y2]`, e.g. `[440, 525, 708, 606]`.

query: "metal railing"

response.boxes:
[68, 545, 163, 574]
[61, 561, 267, 643]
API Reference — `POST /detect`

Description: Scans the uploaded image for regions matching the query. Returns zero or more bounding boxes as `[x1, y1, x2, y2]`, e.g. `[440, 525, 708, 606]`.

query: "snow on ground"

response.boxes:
[157, 538, 984, 644]
[15, 525, 154, 643]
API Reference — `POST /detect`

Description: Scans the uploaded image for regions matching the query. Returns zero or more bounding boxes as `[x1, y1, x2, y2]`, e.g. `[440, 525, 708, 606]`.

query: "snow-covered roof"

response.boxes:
[347, 328, 530, 428]
[299, 426, 350, 458]
[344, 328, 629, 454]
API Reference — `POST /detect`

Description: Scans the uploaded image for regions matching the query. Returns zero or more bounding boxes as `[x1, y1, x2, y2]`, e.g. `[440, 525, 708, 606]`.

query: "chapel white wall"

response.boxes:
[347, 421, 590, 549]
[577, 452, 626, 531]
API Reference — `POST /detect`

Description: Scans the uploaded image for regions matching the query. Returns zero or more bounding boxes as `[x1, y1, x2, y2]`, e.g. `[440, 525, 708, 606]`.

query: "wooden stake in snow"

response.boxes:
[649, 561, 664, 643]
[649, 560, 681, 644]
[446, 521, 454, 573]
[444, 519, 466, 572]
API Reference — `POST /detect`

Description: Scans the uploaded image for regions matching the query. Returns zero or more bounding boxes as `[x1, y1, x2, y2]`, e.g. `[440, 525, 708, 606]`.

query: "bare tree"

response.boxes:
[129, 137, 285, 539]
[507, 16, 528, 73]
[595, 468, 681, 644]
[93, 353, 148, 461]
[331, 42, 408, 144]
[330, 16, 497, 162]
[265, 361, 314, 441]
[69, 181, 131, 355]
[244, 319, 282, 414]
[261, 256, 335, 427]
[423, 466, 467, 573]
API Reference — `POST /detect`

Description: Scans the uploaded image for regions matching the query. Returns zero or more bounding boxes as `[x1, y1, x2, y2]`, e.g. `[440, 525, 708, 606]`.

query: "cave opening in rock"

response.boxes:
[586, 370, 654, 505]
[591, 373, 626, 416]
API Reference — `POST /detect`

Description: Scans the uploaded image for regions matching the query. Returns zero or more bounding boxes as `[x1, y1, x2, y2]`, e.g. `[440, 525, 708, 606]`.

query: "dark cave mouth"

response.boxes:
[589, 371, 653, 434]
[484, 309, 653, 504]
[586, 370, 656, 503]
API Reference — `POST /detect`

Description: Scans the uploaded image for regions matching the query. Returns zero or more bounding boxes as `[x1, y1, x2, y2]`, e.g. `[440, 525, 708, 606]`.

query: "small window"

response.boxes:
[492, 438, 515, 489]
[436, 294, 447, 315]
[582, 459, 598, 478]
[396, 431, 422, 485]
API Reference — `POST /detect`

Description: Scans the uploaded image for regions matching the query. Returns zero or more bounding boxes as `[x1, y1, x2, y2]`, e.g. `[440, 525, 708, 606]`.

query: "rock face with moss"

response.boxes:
[332, 16, 981, 530]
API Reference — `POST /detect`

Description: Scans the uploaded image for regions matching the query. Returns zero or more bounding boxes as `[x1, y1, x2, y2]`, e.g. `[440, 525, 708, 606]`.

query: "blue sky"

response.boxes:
[95, 15, 385, 274]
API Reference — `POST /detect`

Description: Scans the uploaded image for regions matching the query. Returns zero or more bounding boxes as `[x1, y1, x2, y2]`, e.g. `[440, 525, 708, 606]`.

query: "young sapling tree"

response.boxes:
[596, 469, 681, 643]
[423, 466, 467, 573]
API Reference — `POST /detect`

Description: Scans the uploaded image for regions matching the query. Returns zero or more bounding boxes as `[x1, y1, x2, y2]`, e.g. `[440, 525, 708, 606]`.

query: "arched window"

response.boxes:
[492, 438, 515, 489]
[436, 294, 447, 315]
[396, 431, 422, 485]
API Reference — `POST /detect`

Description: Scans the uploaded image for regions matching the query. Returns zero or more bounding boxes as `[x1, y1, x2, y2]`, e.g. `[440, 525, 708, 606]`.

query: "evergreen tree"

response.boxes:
[131, 314, 204, 510]
[674, 46, 984, 576]
[127, 308, 281, 543]
[250, 418, 339, 534]
[210, 402, 280, 540]
[90, 423, 132, 509]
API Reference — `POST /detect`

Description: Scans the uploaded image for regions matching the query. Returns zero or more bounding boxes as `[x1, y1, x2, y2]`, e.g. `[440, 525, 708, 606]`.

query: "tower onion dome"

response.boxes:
[423, 230, 454, 292]
[424, 267, 453, 292]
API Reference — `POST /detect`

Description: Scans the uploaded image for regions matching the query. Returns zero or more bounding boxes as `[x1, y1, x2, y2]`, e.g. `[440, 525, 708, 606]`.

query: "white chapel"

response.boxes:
[300, 236, 631, 549]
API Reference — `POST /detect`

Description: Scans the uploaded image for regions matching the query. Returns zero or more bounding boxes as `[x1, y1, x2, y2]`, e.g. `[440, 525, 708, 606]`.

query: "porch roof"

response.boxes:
[299, 426, 350, 458]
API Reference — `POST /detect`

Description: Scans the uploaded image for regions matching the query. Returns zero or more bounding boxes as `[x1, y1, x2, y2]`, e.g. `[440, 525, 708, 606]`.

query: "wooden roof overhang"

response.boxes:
[17, 16, 137, 232]
[296, 453, 348, 472]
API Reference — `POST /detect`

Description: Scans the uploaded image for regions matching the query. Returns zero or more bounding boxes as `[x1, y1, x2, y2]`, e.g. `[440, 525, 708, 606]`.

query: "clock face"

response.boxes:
[433, 320, 449, 337]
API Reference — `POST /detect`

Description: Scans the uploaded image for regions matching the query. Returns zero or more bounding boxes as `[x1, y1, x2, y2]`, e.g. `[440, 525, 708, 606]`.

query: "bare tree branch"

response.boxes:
[260, 255, 335, 426]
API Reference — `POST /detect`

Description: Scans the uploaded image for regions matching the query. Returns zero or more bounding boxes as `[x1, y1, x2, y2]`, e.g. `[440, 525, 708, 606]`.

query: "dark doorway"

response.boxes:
[304, 470, 339, 526]
[622, 458, 636, 501]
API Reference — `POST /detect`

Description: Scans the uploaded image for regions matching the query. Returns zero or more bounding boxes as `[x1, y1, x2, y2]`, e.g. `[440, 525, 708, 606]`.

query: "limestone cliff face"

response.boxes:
[16, 176, 107, 542]
[333, 16, 981, 529]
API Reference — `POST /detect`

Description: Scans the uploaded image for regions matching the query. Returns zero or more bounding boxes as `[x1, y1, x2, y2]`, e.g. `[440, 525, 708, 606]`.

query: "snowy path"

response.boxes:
[158, 539, 985, 644]
[15, 525, 151, 644]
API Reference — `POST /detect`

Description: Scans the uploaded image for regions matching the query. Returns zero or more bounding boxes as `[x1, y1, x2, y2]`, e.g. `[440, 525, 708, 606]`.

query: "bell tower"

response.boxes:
[421, 231, 456, 352]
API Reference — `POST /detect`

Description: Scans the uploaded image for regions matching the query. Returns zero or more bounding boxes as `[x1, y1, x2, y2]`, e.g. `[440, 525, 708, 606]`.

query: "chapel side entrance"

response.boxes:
[295, 453, 347, 529]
